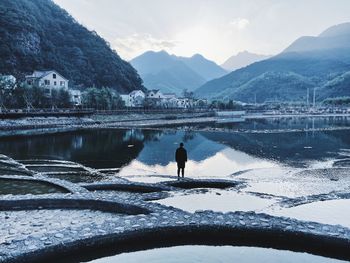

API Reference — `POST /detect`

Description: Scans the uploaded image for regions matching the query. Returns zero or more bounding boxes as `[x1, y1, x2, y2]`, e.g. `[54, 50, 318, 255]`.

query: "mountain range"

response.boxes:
[130, 51, 227, 95]
[196, 22, 350, 103]
[221, 51, 271, 72]
[0, 0, 144, 93]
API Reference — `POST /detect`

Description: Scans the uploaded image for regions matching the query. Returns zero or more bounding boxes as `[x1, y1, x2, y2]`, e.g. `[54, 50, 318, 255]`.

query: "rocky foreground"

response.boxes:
[0, 154, 350, 262]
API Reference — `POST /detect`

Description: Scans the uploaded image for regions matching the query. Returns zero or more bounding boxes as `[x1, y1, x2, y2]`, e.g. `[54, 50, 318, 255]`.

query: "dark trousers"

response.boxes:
[177, 163, 185, 177]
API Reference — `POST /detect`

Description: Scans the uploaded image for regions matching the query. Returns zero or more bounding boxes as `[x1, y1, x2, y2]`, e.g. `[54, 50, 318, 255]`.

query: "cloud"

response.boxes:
[229, 18, 250, 30]
[112, 33, 177, 60]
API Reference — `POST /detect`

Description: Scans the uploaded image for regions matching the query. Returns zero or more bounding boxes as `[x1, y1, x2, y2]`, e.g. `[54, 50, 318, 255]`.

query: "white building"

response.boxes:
[176, 98, 194, 108]
[130, 90, 146, 107]
[120, 94, 132, 107]
[120, 90, 146, 107]
[163, 93, 176, 99]
[194, 98, 208, 108]
[146, 89, 165, 99]
[25, 70, 69, 96]
[25, 70, 83, 106]
[161, 93, 178, 108]
[119, 89, 205, 109]
[120, 94, 131, 107]
[144, 90, 165, 108]
[69, 89, 82, 106]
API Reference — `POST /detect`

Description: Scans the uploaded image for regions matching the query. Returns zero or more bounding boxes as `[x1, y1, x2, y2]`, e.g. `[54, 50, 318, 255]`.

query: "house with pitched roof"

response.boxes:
[25, 70, 69, 95]
[146, 89, 165, 99]
[120, 89, 146, 107]
[25, 70, 82, 106]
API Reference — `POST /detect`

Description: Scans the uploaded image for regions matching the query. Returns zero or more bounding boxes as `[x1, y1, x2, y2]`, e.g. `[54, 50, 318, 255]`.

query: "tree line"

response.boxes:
[0, 80, 71, 109]
[82, 87, 124, 110]
[323, 97, 350, 106]
[209, 100, 243, 110]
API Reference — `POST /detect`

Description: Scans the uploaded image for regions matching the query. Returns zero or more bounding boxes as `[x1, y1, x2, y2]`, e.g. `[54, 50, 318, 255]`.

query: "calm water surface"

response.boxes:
[88, 246, 347, 263]
[1, 117, 350, 178]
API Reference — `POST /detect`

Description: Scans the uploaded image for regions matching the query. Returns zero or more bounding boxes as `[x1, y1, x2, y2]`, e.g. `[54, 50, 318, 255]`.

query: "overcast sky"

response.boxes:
[54, 0, 350, 64]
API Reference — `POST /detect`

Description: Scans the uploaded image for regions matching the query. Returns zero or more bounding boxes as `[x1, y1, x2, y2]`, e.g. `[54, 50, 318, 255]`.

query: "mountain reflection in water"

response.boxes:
[0, 117, 349, 177]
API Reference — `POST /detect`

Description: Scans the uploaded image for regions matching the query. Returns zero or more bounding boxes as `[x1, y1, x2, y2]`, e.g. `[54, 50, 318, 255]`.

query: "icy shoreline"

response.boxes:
[0, 113, 214, 137]
[1, 112, 350, 137]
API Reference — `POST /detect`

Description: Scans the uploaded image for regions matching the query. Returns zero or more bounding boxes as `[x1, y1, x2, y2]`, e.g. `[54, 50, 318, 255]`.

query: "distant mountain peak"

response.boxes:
[140, 50, 169, 57]
[237, 50, 250, 55]
[221, 51, 271, 71]
[191, 53, 205, 59]
[319, 22, 350, 38]
[130, 51, 227, 94]
[283, 21, 350, 54]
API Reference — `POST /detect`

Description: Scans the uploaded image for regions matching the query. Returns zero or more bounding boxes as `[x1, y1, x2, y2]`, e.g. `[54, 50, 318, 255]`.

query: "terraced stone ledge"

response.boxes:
[0, 197, 149, 215]
[82, 181, 172, 193]
[81, 178, 241, 194]
[1, 180, 350, 263]
[165, 178, 238, 189]
[1, 156, 350, 262]
[2, 209, 350, 263]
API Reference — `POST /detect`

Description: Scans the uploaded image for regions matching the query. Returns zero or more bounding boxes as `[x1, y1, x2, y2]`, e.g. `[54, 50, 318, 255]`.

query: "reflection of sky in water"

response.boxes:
[136, 131, 225, 165]
[235, 167, 350, 198]
[1, 117, 350, 172]
[269, 199, 350, 228]
[118, 124, 350, 179]
[89, 245, 346, 263]
[155, 189, 277, 213]
[119, 131, 277, 178]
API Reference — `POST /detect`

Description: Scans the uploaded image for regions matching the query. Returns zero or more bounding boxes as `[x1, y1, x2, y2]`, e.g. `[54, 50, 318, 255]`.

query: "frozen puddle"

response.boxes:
[236, 167, 350, 198]
[88, 245, 347, 263]
[269, 199, 350, 228]
[155, 187, 350, 228]
[155, 190, 277, 213]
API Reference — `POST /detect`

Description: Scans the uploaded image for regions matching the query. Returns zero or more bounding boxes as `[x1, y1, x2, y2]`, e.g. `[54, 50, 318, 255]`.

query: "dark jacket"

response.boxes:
[175, 147, 187, 165]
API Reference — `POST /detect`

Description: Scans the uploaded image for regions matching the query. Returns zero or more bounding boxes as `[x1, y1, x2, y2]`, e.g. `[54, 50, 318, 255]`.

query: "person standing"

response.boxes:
[175, 142, 187, 178]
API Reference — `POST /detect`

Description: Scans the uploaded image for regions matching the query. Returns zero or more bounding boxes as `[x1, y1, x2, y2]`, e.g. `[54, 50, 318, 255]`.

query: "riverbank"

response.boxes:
[1, 112, 350, 137]
[0, 117, 95, 137]
[0, 112, 214, 137]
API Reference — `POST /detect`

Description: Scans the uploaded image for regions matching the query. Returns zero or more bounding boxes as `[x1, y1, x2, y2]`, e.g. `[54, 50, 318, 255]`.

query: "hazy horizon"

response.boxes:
[54, 0, 350, 64]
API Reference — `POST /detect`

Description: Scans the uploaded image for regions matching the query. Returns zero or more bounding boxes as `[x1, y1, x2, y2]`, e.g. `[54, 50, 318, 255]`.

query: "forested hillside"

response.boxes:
[0, 0, 144, 92]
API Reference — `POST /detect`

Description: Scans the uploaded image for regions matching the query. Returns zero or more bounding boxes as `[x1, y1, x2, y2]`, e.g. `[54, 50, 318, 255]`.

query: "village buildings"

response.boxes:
[21, 70, 206, 109]
[120, 89, 207, 109]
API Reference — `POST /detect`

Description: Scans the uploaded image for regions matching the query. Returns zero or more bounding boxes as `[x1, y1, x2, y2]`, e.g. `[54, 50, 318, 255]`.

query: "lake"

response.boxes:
[1, 116, 350, 176]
